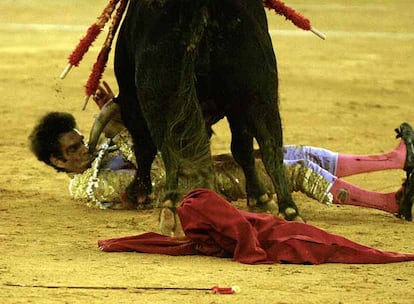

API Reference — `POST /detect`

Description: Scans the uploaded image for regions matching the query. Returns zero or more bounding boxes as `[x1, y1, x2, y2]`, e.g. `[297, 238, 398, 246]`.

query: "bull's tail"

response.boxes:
[162, 5, 215, 191]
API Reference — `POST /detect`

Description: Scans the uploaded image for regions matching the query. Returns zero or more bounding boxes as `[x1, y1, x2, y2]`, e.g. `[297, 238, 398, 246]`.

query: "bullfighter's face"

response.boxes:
[50, 129, 92, 174]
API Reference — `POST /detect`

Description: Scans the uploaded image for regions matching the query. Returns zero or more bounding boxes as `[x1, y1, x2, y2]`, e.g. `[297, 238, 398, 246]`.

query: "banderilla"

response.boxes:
[3, 282, 240, 294]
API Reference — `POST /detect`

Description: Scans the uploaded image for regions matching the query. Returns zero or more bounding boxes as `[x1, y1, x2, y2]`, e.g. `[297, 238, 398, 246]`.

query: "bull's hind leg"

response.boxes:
[156, 78, 215, 234]
[251, 107, 302, 221]
[133, 4, 215, 235]
[158, 78, 215, 195]
[227, 116, 276, 212]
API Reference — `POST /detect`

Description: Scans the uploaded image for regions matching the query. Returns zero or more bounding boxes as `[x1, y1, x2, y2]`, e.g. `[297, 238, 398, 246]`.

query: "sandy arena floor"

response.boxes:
[1, 1, 414, 303]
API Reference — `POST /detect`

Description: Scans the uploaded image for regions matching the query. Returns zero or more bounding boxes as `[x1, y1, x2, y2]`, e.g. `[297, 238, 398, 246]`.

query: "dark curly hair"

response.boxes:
[29, 112, 77, 172]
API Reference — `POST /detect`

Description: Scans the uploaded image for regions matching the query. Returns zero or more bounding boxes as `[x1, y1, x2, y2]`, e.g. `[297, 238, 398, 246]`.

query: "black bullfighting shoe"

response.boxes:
[395, 122, 414, 174]
[396, 171, 414, 221]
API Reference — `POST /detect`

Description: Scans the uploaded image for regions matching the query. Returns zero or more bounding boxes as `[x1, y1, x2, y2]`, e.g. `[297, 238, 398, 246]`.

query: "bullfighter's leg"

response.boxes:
[335, 142, 408, 178]
[284, 141, 407, 178]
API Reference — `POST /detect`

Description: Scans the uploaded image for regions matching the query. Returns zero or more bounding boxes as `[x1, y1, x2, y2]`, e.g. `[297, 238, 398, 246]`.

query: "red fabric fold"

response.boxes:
[98, 232, 196, 256]
[98, 189, 414, 265]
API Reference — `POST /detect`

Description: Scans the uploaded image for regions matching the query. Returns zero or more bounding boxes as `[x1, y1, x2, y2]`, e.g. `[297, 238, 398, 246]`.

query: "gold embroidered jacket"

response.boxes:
[68, 129, 332, 209]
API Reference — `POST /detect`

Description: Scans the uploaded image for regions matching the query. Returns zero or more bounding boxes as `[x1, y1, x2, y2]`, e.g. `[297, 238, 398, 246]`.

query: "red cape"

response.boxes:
[98, 189, 414, 264]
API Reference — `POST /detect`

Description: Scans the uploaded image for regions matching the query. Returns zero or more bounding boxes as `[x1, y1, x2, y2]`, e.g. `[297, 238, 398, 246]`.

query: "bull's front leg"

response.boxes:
[157, 101, 215, 236]
[114, 27, 159, 209]
[117, 93, 158, 209]
[126, 141, 157, 209]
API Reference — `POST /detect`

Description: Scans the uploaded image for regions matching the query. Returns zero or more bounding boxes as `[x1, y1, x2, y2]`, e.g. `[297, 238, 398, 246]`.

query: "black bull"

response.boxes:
[113, 0, 301, 220]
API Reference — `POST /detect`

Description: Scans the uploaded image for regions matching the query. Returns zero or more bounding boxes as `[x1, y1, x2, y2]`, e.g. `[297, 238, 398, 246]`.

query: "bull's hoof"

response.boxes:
[278, 207, 305, 222]
[159, 199, 185, 237]
[136, 193, 156, 210]
[120, 192, 138, 209]
[247, 193, 303, 222]
[261, 193, 279, 215]
[159, 201, 176, 236]
[120, 192, 155, 210]
[247, 193, 272, 212]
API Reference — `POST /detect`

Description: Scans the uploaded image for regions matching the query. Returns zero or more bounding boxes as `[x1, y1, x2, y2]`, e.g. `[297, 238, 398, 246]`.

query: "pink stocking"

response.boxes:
[335, 142, 406, 177]
[330, 178, 399, 214]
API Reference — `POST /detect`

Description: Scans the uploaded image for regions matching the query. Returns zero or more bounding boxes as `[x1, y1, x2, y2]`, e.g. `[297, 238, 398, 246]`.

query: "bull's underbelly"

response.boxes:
[116, 0, 279, 129]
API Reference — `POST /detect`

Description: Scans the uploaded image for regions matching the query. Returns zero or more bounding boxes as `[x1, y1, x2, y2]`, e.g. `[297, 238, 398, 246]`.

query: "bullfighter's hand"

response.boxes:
[93, 81, 115, 109]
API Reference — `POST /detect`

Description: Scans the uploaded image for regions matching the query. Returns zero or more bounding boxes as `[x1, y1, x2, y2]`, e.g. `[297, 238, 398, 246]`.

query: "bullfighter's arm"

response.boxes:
[91, 81, 126, 140]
